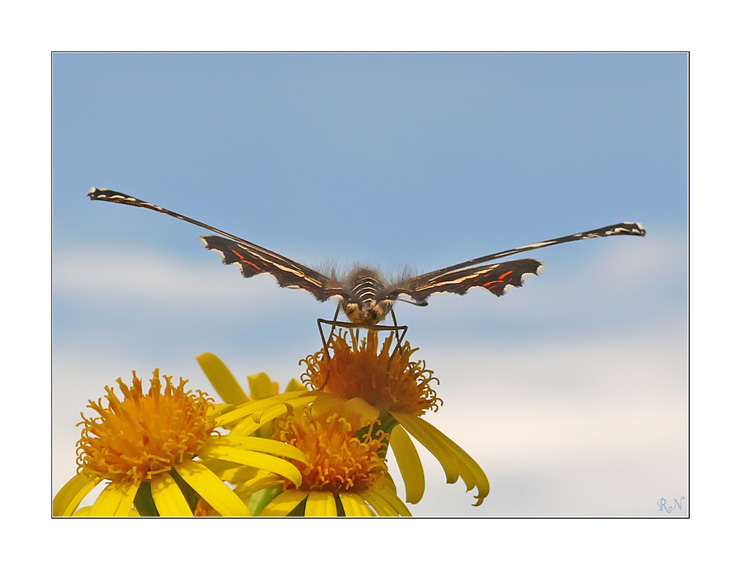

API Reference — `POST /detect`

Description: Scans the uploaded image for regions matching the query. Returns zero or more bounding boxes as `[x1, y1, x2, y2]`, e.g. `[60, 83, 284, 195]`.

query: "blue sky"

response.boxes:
[52, 52, 687, 516]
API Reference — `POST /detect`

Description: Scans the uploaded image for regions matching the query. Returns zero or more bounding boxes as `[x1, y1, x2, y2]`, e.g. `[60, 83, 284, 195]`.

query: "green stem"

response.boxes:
[133, 481, 158, 516]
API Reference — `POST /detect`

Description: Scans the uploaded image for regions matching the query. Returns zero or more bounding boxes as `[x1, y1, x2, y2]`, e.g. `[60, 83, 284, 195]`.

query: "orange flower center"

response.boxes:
[76, 369, 215, 484]
[300, 330, 441, 415]
[274, 407, 387, 493]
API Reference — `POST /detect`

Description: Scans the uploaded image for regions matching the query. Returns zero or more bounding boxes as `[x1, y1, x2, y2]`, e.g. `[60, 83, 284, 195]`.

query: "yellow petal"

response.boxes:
[376, 479, 412, 516]
[390, 425, 425, 504]
[219, 465, 259, 483]
[392, 412, 459, 484]
[396, 413, 489, 506]
[260, 489, 308, 516]
[151, 473, 193, 516]
[285, 378, 307, 392]
[230, 395, 317, 436]
[343, 397, 381, 424]
[248, 372, 277, 400]
[383, 474, 398, 492]
[197, 457, 242, 476]
[196, 353, 249, 405]
[305, 491, 337, 516]
[53, 473, 99, 517]
[339, 493, 375, 517]
[200, 443, 303, 488]
[72, 506, 93, 516]
[234, 473, 283, 498]
[417, 418, 489, 505]
[219, 435, 308, 465]
[229, 407, 287, 436]
[213, 395, 287, 426]
[360, 489, 401, 517]
[74, 504, 140, 517]
[215, 392, 316, 427]
[89, 480, 139, 516]
[175, 459, 251, 517]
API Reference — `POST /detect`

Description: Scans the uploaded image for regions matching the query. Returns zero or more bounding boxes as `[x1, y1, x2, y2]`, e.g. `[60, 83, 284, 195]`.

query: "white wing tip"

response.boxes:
[620, 222, 646, 236]
[199, 236, 228, 261]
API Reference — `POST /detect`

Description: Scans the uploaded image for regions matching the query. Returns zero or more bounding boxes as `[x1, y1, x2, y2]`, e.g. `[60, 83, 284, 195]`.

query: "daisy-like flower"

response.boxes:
[255, 400, 411, 516]
[195, 354, 408, 516]
[301, 330, 490, 507]
[195, 353, 317, 442]
[195, 353, 318, 515]
[53, 369, 307, 517]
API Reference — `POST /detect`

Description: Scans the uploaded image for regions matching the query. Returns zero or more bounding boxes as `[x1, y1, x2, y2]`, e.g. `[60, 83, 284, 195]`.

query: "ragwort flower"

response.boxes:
[258, 401, 410, 516]
[196, 353, 408, 516]
[302, 330, 489, 507]
[53, 369, 306, 517]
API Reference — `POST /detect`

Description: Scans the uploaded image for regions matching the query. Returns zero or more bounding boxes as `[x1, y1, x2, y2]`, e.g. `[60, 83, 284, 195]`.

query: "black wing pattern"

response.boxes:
[199, 235, 345, 302]
[385, 259, 543, 305]
[382, 221, 645, 305]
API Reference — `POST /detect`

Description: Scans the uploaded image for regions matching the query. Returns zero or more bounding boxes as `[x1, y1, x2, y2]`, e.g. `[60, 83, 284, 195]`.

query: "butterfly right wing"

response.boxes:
[382, 221, 645, 306]
[385, 258, 544, 305]
[200, 235, 346, 302]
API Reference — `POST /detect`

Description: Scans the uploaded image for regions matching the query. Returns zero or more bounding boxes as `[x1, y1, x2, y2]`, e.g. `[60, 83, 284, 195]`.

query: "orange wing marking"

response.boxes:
[482, 270, 513, 289]
[231, 249, 263, 273]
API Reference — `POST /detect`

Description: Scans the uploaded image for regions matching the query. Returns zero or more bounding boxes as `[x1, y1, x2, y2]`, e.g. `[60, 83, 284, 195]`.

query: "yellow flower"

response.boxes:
[302, 330, 489, 507]
[193, 338, 489, 513]
[256, 402, 410, 516]
[53, 369, 307, 517]
[196, 352, 308, 406]
[195, 354, 320, 515]
[196, 353, 405, 516]
[195, 353, 317, 441]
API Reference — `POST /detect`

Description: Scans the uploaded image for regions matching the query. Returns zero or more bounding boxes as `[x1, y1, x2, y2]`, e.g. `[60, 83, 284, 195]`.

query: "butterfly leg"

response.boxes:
[388, 309, 408, 361]
[316, 305, 342, 389]
[315, 317, 410, 387]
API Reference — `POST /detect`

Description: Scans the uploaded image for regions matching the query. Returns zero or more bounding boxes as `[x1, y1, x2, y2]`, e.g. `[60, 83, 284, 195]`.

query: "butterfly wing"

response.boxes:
[90, 189, 645, 311]
[385, 258, 543, 305]
[88, 188, 348, 303]
[381, 221, 646, 306]
[200, 235, 346, 302]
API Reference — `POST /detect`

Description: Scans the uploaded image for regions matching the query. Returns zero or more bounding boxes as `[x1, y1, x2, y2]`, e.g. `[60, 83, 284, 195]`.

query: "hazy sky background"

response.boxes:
[52, 52, 687, 516]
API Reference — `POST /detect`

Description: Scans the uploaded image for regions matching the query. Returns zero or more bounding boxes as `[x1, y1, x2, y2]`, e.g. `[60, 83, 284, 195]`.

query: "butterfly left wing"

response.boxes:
[385, 258, 543, 305]
[200, 235, 346, 302]
[88, 187, 347, 303]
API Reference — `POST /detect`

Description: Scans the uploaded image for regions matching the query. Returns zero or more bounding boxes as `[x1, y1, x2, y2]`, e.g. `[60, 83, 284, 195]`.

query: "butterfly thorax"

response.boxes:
[340, 268, 394, 325]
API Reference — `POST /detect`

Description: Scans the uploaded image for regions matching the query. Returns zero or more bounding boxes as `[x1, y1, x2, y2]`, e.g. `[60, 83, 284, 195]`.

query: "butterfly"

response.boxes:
[88, 187, 646, 340]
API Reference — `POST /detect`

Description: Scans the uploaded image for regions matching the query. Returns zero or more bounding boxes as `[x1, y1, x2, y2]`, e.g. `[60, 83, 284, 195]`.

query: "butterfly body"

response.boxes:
[88, 187, 646, 327]
[338, 268, 394, 325]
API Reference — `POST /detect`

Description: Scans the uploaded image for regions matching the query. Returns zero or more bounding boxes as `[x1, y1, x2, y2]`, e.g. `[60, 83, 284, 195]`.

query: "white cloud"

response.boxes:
[390, 329, 687, 516]
[52, 244, 312, 316]
[54, 223, 685, 321]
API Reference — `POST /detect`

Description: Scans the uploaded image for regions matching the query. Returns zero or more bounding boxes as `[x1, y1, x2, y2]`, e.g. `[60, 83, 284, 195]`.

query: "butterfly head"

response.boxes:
[338, 268, 394, 325]
[341, 298, 394, 325]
